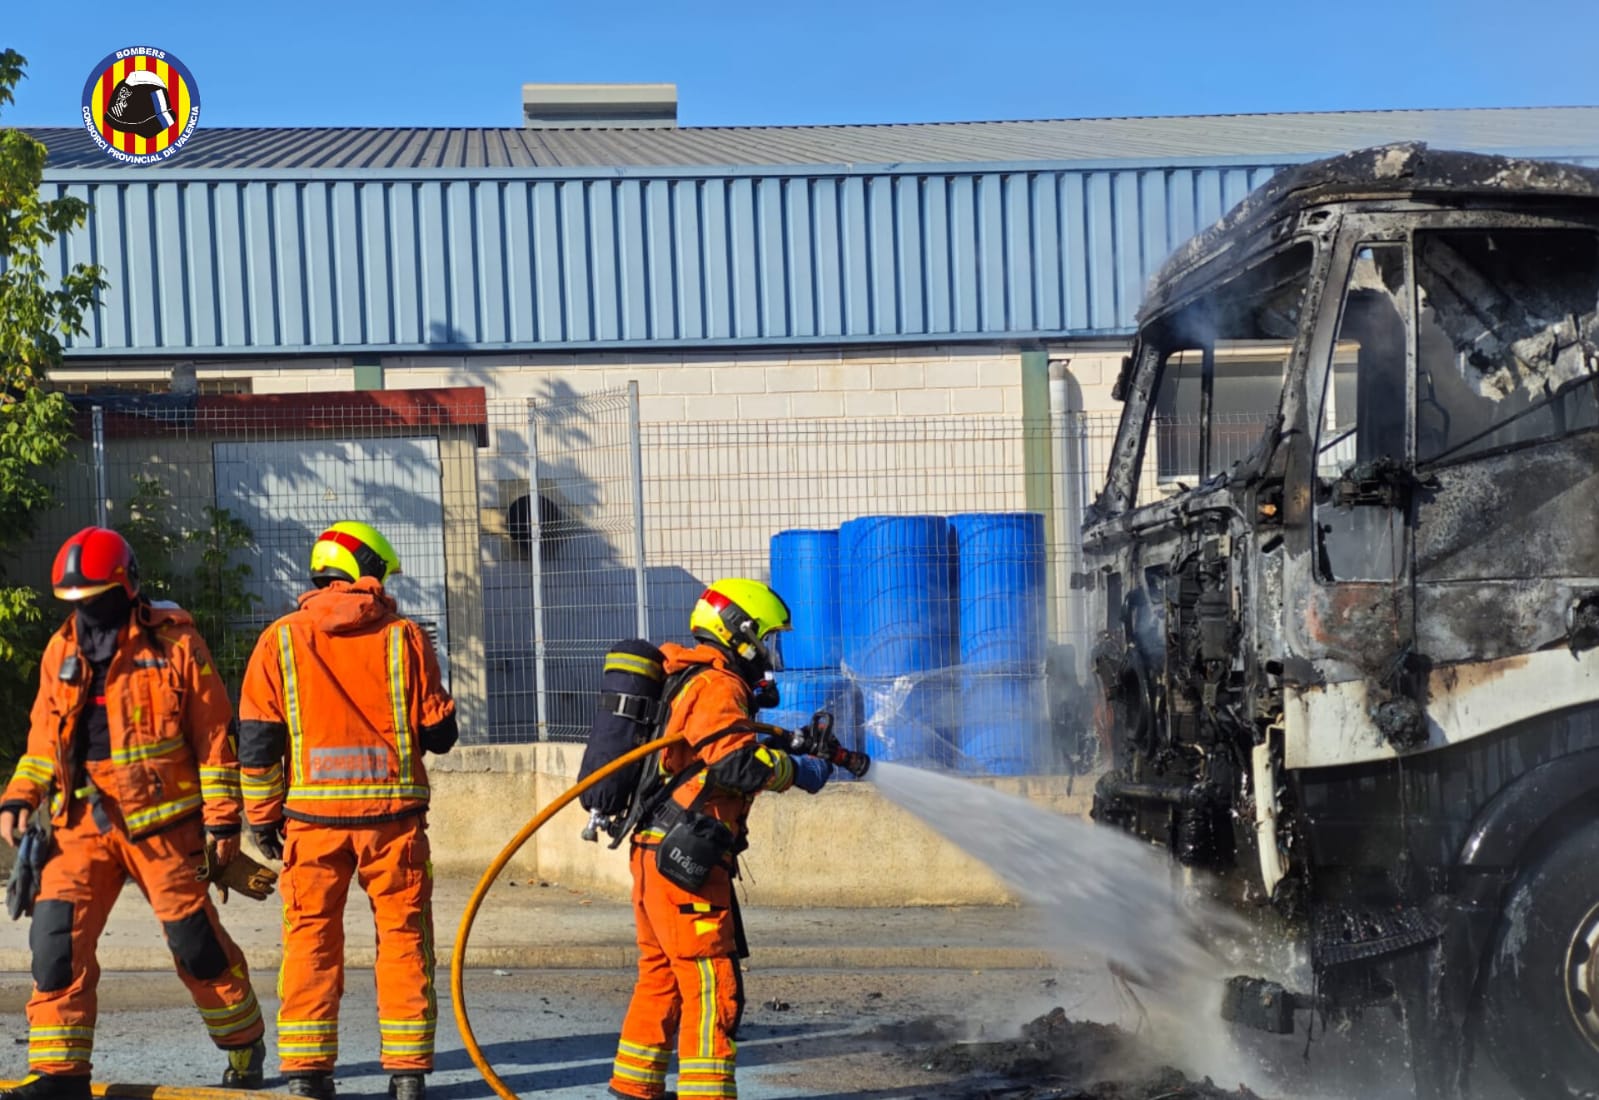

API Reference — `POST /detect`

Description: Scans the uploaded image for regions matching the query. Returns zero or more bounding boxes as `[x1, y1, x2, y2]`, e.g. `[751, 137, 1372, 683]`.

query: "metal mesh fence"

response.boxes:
[640, 412, 1121, 776]
[26, 389, 1134, 773]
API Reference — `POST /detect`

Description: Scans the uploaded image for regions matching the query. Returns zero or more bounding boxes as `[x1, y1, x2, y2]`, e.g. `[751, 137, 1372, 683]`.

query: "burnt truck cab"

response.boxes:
[1083, 144, 1599, 1099]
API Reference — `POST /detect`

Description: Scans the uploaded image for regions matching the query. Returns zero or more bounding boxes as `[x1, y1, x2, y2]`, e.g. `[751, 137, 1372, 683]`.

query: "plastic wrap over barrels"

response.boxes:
[957, 668, 1048, 775]
[838, 515, 956, 678]
[857, 669, 958, 770]
[948, 512, 1047, 667]
[769, 529, 841, 670]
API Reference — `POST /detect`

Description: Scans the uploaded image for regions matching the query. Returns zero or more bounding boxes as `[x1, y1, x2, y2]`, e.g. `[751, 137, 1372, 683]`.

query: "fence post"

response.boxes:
[628, 381, 649, 639]
[92, 405, 108, 528]
[526, 400, 549, 742]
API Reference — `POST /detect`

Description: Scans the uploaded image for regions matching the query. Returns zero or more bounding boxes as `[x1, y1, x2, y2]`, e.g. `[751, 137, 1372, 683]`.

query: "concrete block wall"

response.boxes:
[427, 744, 1098, 906]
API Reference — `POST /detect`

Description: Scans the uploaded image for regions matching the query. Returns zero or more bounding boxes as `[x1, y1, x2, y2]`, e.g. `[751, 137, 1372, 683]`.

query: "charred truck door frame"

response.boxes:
[1083, 145, 1599, 1100]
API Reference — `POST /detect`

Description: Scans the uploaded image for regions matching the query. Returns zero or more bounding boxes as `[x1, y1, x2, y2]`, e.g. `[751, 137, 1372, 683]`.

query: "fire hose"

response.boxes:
[452, 719, 868, 1099]
[450, 731, 685, 1100]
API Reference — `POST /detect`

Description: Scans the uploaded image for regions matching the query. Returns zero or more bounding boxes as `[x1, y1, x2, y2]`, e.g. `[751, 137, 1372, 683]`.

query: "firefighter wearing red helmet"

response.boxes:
[238, 522, 457, 1100]
[0, 527, 265, 1099]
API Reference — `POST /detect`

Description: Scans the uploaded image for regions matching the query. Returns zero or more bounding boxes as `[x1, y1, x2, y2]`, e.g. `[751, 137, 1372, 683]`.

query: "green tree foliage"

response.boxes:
[123, 475, 262, 694]
[0, 50, 108, 770]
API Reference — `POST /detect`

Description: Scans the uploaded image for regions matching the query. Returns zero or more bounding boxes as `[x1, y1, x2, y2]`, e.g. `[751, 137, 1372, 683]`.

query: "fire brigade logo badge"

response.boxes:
[80, 47, 200, 164]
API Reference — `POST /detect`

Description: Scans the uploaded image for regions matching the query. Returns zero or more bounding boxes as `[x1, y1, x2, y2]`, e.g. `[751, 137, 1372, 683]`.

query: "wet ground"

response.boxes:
[0, 964, 1291, 1099]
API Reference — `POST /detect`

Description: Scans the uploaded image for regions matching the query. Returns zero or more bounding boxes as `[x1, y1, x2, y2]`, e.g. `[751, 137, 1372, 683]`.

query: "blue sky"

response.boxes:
[6, 0, 1597, 128]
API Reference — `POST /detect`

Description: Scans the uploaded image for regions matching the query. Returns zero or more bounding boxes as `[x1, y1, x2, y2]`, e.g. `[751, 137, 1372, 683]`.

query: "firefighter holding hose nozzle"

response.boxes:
[604, 579, 866, 1100]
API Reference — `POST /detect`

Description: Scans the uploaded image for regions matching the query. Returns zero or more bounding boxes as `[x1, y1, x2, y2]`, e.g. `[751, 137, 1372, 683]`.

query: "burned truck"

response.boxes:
[1084, 144, 1599, 1099]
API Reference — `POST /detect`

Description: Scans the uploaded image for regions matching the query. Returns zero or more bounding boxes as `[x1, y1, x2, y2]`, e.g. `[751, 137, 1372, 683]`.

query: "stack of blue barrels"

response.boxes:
[837, 515, 958, 768]
[766, 530, 858, 761]
[948, 512, 1048, 775]
[767, 511, 1047, 776]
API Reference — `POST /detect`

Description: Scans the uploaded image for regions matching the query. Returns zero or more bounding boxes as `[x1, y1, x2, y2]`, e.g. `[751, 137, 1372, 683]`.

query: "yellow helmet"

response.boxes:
[310, 521, 402, 586]
[690, 578, 791, 668]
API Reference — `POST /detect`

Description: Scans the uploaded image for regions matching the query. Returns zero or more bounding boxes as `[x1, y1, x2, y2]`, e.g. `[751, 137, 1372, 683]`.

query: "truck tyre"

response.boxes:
[1480, 817, 1599, 1097]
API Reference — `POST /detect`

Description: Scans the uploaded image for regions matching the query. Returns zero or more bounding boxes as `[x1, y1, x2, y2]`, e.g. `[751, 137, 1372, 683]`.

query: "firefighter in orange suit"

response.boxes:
[609, 579, 836, 1100]
[237, 522, 456, 1100]
[0, 527, 265, 1100]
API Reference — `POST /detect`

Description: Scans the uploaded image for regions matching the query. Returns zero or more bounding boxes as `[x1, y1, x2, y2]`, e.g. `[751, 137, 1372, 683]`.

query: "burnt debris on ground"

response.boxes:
[889, 1007, 1270, 1100]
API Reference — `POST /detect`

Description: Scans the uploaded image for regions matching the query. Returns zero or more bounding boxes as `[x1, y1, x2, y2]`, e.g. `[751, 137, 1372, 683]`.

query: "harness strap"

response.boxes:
[598, 691, 667, 726]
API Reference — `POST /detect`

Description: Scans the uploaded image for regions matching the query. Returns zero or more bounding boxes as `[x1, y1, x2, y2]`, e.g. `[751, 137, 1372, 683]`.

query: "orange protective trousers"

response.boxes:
[276, 815, 437, 1073]
[610, 844, 743, 1100]
[24, 788, 262, 1075]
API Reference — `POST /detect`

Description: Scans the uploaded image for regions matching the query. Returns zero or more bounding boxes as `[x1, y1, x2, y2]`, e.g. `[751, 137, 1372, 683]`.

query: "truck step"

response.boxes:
[1312, 903, 1440, 968]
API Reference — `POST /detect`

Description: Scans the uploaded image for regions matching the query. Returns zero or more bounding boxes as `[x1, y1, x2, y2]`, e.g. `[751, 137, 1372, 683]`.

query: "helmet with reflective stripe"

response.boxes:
[689, 578, 792, 668]
[310, 521, 401, 586]
[52, 526, 139, 601]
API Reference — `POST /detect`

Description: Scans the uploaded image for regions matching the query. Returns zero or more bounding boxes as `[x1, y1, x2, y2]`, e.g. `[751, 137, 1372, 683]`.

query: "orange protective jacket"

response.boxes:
[0, 600, 240, 838]
[638, 643, 797, 848]
[237, 577, 456, 827]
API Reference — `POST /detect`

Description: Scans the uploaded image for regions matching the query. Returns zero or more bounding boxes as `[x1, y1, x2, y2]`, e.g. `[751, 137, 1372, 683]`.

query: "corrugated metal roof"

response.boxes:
[28, 107, 1599, 171]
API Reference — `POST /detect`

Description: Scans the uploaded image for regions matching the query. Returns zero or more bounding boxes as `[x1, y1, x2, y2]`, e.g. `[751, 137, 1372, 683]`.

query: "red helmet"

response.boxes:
[51, 527, 139, 601]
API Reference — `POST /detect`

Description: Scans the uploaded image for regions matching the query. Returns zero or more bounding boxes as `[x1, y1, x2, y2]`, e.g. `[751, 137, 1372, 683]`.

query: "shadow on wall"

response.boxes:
[478, 375, 706, 742]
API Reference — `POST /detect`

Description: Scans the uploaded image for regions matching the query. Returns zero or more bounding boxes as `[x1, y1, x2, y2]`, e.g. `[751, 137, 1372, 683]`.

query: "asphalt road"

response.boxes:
[0, 964, 1101, 1099]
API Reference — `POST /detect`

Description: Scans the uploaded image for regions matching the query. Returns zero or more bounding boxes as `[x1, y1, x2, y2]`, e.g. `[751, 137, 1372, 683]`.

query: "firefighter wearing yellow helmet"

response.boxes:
[608, 578, 837, 1100]
[308, 521, 402, 587]
[238, 521, 454, 1100]
[687, 576, 792, 677]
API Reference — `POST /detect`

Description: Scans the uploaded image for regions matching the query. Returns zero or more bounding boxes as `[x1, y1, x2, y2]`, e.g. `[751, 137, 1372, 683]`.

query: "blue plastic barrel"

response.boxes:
[769, 529, 841, 670]
[838, 515, 956, 678]
[948, 512, 1047, 668]
[957, 669, 1048, 775]
[858, 671, 958, 769]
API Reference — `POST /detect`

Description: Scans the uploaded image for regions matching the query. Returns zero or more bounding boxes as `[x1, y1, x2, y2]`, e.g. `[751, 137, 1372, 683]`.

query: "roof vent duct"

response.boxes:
[521, 83, 678, 129]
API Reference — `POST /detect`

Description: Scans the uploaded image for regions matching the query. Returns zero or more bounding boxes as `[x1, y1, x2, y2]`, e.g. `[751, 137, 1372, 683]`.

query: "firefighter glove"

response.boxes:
[252, 822, 284, 862]
[198, 840, 278, 903]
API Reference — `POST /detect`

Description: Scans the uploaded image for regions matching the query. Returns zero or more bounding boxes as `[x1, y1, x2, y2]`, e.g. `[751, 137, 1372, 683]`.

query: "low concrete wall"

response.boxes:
[426, 745, 1097, 906]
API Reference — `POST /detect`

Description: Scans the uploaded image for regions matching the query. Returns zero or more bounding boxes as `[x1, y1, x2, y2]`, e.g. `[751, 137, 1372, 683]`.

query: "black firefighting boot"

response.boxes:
[388, 1074, 425, 1100]
[287, 1072, 337, 1099]
[0, 1074, 93, 1100]
[220, 1038, 266, 1089]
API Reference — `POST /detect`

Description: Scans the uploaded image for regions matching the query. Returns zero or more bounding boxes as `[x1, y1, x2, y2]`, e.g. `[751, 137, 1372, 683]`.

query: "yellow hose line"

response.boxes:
[0, 1084, 285, 1099]
[450, 732, 684, 1100]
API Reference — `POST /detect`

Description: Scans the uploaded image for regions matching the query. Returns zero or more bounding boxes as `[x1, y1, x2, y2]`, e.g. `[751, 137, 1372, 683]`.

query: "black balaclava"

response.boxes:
[73, 588, 134, 767]
[74, 588, 133, 666]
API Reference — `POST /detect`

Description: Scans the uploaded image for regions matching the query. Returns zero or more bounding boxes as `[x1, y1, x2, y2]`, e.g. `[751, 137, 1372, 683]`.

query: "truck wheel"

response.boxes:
[1480, 818, 1599, 1097]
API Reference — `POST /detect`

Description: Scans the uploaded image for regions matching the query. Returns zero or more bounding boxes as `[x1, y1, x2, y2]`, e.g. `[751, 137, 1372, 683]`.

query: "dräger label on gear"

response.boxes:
[667, 847, 707, 883]
[80, 46, 201, 163]
[655, 811, 735, 891]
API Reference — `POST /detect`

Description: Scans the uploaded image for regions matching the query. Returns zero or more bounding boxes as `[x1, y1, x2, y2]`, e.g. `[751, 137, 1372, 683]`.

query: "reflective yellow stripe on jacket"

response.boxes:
[388, 625, 414, 787]
[110, 736, 185, 767]
[13, 754, 53, 786]
[124, 794, 205, 833]
[279, 625, 306, 786]
[199, 765, 242, 802]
